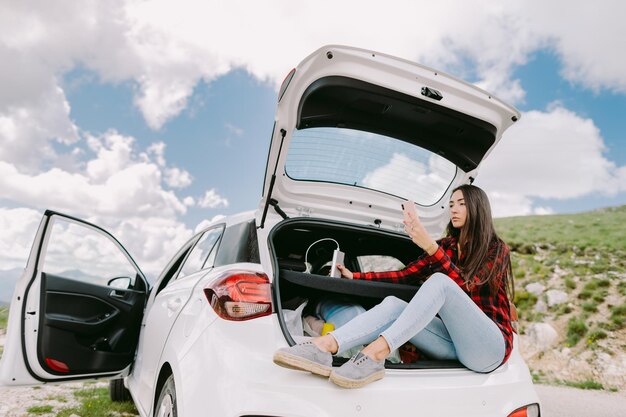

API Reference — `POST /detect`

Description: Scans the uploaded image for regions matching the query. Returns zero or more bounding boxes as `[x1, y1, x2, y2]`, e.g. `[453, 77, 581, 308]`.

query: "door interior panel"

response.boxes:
[37, 273, 146, 375]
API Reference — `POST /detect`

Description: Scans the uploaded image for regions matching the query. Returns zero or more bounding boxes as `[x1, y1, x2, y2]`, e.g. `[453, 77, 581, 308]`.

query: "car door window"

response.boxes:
[43, 217, 138, 287]
[178, 226, 223, 279]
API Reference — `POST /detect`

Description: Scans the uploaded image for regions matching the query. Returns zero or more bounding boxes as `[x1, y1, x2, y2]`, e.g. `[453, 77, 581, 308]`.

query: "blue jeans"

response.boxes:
[329, 273, 506, 372]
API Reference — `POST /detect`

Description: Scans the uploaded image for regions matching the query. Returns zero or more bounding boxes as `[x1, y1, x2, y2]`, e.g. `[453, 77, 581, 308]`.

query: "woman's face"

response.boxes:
[449, 189, 467, 229]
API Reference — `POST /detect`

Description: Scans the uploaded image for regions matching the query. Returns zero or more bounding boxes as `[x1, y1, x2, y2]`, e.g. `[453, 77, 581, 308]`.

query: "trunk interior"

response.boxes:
[270, 218, 464, 369]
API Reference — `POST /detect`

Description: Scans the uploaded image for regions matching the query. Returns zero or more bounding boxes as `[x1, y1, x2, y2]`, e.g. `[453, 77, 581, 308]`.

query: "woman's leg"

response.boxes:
[380, 273, 505, 372]
[328, 295, 406, 353]
[405, 316, 457, 361]
[328, 294, 458, 361]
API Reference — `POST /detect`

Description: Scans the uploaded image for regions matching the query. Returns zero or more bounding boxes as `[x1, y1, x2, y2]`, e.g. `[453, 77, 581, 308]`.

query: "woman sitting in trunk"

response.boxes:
[273, 184, 515, 389]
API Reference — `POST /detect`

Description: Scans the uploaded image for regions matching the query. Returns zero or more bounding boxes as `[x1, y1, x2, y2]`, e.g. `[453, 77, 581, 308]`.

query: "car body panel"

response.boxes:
[172, 314, 537, 417]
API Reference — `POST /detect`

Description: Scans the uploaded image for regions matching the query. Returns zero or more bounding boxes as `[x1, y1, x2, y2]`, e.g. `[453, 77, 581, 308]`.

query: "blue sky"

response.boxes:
[63, 68, 278, 226]
[1, 1, 625, 275]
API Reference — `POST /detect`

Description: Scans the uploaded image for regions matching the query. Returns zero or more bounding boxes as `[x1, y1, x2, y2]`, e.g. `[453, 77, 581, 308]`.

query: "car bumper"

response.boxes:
[170, 314, 539, 417]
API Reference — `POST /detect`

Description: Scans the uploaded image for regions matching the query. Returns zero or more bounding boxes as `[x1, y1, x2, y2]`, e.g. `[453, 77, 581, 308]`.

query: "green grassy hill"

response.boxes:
[496, 205, 626, 390]
[496, 205, 626, 253]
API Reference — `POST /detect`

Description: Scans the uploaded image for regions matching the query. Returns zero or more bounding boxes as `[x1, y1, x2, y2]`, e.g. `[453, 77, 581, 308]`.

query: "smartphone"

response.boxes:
[402, 200, 418, 222]
[329, 249, 345, 278]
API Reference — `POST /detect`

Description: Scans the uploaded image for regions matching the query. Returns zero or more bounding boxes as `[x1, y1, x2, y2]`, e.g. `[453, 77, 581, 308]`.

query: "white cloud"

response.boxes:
[198, 189, 229, 209]
[146, 142, 166, 167]
[165, 167, 193, 188]
[363, 153, 456, 205]
[86, 132, 134, 182]
[0, 207, 193, 278]
[0, 128, 196, 277]
[225, 123, 244, 137]
[477, 105, 626, 216]
[524, 0, 626, 94]
[101, 215, 193, 277]
[193, 214, 226, 233]
[2, 0, 626, 132]
[0, 131, 189, 218]
[0, 87, 79, 171]
[533, 206, 554, 216]
[0, 208, 42, 270]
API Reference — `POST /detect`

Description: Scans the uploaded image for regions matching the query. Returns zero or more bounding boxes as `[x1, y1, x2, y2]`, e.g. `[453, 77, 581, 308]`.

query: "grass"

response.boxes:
[44, 394, 68, 403]
[26, 405, 54, 415]
[581, 301, 598, 313]
[564, 276, 577, 290]
[56, 386, 138, 417]
[0, 306, 8, 330]
[587, 329, 608, 345]
[495, 205, 626, 254]
[608, 303, 626, 330]
[566, 316, 588, 346]
[562, 379, 605, 390]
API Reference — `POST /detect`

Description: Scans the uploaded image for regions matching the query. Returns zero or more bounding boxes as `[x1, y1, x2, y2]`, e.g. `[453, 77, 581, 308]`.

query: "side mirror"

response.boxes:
[108, 276, 132, 289]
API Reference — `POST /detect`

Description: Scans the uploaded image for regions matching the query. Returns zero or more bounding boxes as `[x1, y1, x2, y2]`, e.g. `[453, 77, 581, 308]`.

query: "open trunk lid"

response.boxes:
[259, 45, 520, 232]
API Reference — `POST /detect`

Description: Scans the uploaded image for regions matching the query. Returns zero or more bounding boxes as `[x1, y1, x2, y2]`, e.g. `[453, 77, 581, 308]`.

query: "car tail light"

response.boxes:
[508, 403, 540, 417]
[204, 271, 272, 321]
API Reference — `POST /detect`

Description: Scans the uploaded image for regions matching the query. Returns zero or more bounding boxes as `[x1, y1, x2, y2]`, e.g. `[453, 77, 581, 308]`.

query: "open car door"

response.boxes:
[0, 210, 148, 385]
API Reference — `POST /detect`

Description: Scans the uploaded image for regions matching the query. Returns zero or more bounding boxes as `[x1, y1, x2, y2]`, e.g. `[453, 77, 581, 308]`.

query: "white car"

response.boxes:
[0, 45, 540, 417]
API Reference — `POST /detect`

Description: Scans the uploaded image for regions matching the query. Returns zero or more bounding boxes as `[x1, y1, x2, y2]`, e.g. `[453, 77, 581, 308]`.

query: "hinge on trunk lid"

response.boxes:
[260, 128, 287, 229]
[270, 199, 288, 220]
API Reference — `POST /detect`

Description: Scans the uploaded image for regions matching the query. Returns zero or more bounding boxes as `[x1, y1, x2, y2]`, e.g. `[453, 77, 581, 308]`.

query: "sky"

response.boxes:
[1, 0, 625, 277]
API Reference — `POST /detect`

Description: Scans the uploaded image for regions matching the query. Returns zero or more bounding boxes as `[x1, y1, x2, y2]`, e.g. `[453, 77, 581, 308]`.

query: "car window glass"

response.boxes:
[202, 231, 222, 270]
[154, 241, 196, 294]
[285, 127, 457, 206]
[357, 255, 405, 273]
[178, 227, 223, 278]
[43, 217, 138, 287]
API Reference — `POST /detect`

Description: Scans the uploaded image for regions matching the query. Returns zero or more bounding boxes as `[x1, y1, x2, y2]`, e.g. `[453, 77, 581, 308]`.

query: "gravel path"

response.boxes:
[0, 331, 108, 416]
[0, 382, 89, 416]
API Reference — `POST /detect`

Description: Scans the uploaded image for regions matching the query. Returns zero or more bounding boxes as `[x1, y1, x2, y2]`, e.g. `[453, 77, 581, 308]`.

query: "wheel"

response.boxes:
[155, 375, 177, 417]
[109, 378, 132, 402]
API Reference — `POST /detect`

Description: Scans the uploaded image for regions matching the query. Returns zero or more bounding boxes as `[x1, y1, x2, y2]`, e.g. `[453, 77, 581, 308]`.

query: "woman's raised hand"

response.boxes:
[403, 200, 435, 251]
[336, 264, 353, 279]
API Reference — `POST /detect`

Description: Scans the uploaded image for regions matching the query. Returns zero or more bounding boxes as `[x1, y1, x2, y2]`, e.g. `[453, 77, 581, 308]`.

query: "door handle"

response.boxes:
[109, 290, 127, 299]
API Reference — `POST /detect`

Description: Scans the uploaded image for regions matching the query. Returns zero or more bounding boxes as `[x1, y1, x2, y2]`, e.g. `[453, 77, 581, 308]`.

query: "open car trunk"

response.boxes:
[270, 218, 464, 370]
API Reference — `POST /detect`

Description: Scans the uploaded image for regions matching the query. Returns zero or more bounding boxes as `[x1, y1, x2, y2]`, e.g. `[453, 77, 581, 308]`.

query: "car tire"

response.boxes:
[109, 378, 132, 402]
[154, 374, 177, 417]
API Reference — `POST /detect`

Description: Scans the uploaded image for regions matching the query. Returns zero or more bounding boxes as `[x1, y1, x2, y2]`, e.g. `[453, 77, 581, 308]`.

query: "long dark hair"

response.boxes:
[445, 184, 513, 298]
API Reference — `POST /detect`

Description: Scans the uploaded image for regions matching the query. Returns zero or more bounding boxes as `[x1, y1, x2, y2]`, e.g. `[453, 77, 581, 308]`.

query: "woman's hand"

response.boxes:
[336, 264, 353, 279]
[403, 200, 437, 254]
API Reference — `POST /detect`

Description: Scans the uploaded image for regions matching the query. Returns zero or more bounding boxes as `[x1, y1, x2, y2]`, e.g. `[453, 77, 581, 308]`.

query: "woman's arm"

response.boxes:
[336, 244, 438, 284]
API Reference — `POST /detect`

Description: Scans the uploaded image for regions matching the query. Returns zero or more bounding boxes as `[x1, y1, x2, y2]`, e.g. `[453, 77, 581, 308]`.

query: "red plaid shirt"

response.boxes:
[352, 236, 514, 364]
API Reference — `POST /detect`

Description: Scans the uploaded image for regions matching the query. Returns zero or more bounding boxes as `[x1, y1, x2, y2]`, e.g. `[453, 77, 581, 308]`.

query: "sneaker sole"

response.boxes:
[329, 369, 385, 389]
[273, 351, 332, 377]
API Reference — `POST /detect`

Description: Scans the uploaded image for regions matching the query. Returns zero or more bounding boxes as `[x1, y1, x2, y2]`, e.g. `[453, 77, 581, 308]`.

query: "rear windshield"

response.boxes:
[284, 127, 457, 205]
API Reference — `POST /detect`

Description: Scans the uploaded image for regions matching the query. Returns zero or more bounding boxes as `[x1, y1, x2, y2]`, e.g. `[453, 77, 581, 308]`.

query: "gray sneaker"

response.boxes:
[273, 341, 333, 376]
[329, 352, 385, 388]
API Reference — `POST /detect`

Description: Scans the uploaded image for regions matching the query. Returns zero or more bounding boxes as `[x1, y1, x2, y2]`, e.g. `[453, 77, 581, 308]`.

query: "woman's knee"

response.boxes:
[379, 295, 407, 313]
[421, 272, 454, 294]
[429, 272, 452, 285]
